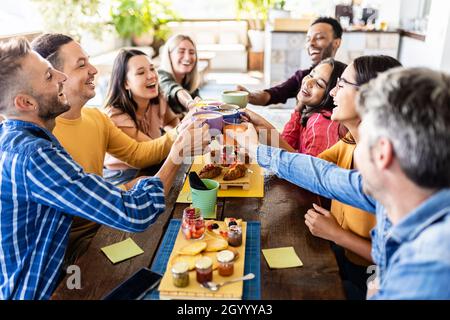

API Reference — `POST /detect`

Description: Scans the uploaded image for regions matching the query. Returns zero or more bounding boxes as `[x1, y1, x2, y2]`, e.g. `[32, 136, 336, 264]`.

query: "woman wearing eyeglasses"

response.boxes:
[305, 55, 402, 299]
[243, 58, 347, 156]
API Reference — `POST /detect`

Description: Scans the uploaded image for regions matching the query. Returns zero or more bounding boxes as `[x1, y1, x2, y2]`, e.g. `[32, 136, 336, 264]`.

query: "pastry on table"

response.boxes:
[198, 163, 222, 179]
[177, 241, 207, 255]
[223, 163, 247, 181]
[204, 238, 228, 252]
[170, 254, 202, 270]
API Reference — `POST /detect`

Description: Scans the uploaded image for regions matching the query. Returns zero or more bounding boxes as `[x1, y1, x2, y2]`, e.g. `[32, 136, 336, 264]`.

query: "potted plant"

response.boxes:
[32, 0, 105, 41]
[109, 0, 179, 54]
[269, 0, 291, 21]
[236, 0, 275, 53]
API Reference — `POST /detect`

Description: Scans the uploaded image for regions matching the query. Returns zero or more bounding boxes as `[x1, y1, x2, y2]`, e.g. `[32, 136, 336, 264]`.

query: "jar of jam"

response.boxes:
[181, 207, 205, 240]
[217, 250, 235, 277]
[171, 262, 189, 288]
[195, 257, 213, 283]
[227, 225, 242, 247]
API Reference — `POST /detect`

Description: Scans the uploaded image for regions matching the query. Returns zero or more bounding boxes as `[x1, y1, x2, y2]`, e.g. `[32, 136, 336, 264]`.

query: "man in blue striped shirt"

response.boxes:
[0, 38, 210, 299]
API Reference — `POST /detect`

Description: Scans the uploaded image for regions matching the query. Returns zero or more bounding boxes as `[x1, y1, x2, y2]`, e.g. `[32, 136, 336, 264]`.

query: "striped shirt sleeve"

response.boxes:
[25, 146, 166, 232]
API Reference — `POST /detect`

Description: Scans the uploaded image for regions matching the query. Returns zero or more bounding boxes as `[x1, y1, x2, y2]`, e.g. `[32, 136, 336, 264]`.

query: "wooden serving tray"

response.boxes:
[195, 154, 251, 190]
[200, 166, 251, 190]
[158, 221, 247, 300]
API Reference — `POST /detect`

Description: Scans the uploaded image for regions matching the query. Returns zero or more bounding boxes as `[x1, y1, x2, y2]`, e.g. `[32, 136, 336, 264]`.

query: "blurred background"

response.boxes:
[1, 0, 448, 128]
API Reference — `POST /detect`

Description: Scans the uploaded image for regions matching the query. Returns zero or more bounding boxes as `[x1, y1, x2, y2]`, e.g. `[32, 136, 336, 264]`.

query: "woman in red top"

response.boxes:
[244, 58, 346, 155]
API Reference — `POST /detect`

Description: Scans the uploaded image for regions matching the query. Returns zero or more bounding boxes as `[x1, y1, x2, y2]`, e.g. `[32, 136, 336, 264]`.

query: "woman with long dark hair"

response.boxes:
[306, 55, 402, 299]
[103, 49, 180, 185]
[244, 58, 347, 156]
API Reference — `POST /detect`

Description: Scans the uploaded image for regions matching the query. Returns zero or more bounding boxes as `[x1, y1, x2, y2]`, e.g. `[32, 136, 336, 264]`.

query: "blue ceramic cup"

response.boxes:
[218, 104, 242, 124]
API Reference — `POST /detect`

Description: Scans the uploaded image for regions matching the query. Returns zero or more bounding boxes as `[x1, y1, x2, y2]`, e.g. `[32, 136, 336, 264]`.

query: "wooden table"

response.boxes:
[51, 164, 345, 300]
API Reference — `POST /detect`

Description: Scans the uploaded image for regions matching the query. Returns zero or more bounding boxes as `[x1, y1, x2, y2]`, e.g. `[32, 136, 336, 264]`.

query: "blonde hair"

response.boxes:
[159, 34, 200, 93]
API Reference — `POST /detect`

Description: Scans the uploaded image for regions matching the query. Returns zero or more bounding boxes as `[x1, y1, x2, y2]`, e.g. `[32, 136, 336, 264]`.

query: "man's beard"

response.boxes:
[312, 43, 334, 66]
[35, 92, 71, 121]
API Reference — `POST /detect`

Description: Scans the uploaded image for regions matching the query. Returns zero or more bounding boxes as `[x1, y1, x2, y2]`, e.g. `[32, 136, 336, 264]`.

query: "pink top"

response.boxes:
[281, 110, 339, 156]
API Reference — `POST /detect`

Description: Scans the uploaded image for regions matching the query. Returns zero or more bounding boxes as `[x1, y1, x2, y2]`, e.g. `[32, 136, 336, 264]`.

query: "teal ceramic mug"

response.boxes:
[190, 179, 220, 219]
[221, 90, 249, 108]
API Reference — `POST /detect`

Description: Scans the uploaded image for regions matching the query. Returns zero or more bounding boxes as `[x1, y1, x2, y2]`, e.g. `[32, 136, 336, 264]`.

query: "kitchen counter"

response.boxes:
[264, 28, 401, 88]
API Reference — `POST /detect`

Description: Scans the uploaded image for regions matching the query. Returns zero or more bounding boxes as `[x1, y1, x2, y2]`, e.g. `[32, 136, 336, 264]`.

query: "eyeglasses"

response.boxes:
[336, 77, 360, 90]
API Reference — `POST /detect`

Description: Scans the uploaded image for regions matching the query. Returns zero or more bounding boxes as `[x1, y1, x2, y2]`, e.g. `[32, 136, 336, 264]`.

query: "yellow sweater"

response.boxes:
[53, 107, 175, 176]
[53, 107, 175, 256]
[318, 140, 376, 266]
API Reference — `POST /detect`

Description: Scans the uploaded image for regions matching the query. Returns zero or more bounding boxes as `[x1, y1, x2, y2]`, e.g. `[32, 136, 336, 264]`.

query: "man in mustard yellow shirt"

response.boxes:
[31, 34, 197, 264]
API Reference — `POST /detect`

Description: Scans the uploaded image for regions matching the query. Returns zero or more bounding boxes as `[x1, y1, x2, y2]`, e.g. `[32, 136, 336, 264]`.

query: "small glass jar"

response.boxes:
[227, 225, 242, 247]
[181, 207, 205, 240]
[195, 257, 213, 283]
[217, 250, 235, 277]
[172, 262, 190, 288]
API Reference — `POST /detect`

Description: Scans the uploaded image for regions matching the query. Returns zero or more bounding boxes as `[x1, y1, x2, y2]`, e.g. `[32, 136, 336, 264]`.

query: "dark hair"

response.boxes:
[301, 58, 347, 127]
[103, 49, 160, 131]
[31, 33, 73, 70]
[339, 55, 403, 144]
[311, 17, 343, 39]
[353, 55, 402, 86]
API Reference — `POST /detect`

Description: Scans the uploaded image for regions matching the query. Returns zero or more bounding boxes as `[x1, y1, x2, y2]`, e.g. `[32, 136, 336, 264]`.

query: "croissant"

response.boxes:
[223, 163, 247, 181]
[199, 164, 222, 179]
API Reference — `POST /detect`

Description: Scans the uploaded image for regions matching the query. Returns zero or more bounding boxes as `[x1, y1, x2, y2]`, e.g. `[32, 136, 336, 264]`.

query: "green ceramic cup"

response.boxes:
[191, 179, 220, 219]
[221, 90, 249, 108]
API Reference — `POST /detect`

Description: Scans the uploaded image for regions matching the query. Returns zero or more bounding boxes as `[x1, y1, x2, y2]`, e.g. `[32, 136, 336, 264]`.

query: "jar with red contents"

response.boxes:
[181, 207, 205, 240]
[217, 250, 235, 277]
[195, 257, 213, 283]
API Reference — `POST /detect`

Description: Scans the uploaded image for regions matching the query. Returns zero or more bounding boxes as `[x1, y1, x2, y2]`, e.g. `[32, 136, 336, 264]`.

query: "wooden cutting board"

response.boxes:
[193, 154, 251, 190]
[158, 221, 247, 300]
[197, 166, 250, 190]
[176, 156, 264, 203]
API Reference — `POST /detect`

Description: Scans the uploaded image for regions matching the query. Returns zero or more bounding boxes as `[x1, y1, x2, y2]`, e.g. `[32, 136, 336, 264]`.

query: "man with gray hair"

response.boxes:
[0, 38, 208, 299]
[231, 67, 450, 299]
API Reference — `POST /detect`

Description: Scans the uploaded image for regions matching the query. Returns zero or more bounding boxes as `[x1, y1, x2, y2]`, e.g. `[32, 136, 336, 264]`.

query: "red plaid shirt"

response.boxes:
[281, 110, 339, 156]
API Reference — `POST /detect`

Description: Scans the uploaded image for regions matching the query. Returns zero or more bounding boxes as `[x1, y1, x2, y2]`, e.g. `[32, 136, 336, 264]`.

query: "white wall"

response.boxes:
[399, 0, 450, 72]
[398, 36, 428, 67]
[0, 0, 42, 36]
[371, 0, 402, 28]
[426, 0, 450, 72]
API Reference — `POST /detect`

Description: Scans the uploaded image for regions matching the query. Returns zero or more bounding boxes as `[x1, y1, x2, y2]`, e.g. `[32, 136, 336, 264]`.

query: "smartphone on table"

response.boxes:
[102, 267, 162, 300]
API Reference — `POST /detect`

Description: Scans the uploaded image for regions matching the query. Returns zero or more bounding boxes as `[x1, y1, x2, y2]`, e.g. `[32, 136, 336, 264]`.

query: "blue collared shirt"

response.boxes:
[257, 144, 450, 299]
[0, 120, 166, 299]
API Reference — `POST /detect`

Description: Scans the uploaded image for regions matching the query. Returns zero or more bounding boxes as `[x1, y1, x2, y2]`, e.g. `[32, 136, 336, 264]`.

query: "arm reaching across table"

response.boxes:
[226, 122, 376, 213]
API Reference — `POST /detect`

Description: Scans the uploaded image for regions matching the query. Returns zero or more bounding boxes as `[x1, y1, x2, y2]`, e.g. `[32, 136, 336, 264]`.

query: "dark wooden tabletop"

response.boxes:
[51, 164, 345, 300]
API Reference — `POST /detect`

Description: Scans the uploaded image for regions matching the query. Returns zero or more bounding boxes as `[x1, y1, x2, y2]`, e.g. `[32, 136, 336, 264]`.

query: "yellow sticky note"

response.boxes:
[101, 238, 144, 264]
[262, 247, 303, 269]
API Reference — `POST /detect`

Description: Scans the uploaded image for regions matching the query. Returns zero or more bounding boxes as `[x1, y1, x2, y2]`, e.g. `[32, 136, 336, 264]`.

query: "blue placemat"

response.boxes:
[145, 219, 261, 300]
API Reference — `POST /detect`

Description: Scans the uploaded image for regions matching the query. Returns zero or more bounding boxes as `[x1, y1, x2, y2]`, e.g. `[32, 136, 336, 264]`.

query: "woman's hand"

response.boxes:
[186, 96, 202, 110]
[304, 203, 342, 242]
[240, 108, 275, 130]
[225, 122, 259, 161]
[169, 120, 210, 164]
